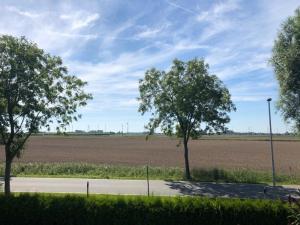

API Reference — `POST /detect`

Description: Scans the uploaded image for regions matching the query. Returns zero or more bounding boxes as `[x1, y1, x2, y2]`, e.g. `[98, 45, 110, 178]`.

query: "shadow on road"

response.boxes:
[166, 181, 299, 199]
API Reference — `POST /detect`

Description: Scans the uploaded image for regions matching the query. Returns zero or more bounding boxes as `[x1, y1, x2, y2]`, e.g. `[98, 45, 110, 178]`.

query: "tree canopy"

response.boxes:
[0, 35, 92, 194]
[271, 8, 300, 132]
[138, 58, 235, 179]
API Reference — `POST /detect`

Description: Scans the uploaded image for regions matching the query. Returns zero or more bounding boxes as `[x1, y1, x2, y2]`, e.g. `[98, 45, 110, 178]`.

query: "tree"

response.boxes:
[138, 58, 235, 179]
[271, 8, 300, 132]
[0, 35, 92, 195]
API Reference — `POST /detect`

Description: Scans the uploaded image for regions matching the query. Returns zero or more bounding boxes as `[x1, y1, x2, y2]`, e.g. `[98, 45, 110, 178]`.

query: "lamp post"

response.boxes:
[267, 98, 276, 186]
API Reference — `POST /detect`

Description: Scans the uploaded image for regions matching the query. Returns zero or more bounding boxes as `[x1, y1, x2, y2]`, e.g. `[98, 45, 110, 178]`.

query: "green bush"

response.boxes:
[0, 194, 289, 225]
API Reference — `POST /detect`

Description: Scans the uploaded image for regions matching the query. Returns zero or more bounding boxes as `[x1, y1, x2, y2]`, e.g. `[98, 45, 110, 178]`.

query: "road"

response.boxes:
[1, 177, 299, 199]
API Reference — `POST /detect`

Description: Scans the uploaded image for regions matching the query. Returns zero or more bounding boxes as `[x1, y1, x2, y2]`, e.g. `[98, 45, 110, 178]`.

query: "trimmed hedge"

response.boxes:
[0, 194, 289, 225]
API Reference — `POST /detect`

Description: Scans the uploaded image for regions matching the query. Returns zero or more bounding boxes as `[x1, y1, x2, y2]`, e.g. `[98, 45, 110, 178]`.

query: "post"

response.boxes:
[267, 98, 276, 186]
[87, 181, 89, 197]
[146, 165, 149, 196]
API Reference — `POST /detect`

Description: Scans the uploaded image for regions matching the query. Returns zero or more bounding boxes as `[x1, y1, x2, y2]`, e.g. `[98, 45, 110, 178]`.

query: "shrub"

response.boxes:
[289, 200, 300, 225]
[0, 194, 289, 225]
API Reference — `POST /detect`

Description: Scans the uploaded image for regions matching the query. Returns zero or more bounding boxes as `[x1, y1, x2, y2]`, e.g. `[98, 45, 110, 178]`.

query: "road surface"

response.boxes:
[1, 177, 299, 199]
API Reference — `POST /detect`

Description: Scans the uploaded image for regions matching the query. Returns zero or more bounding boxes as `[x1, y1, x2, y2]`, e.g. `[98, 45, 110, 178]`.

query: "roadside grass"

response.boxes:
[0, 162, 299, 184]
[0, 163, 182, 180]
[191, 168, 300, 184]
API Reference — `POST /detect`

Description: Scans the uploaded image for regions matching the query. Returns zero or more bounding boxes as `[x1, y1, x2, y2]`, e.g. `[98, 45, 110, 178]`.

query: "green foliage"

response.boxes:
[289, 201, 300, 225]
[1, 163, 299, 184]
[138, 58, 235, 179]
[138, 58, 235, 137]
[271, 7, 300, 132]
[0, 194, 289, 225]
[0, 35, 92, 194]
[0, 35, 92, 160]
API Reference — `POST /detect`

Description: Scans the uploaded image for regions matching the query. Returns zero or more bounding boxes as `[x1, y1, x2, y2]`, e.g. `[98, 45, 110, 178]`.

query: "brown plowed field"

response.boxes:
[0, 136, 299, 173]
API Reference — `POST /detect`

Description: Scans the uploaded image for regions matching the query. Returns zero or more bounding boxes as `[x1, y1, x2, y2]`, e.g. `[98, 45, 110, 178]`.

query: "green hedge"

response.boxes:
[0, 194, 289, 225]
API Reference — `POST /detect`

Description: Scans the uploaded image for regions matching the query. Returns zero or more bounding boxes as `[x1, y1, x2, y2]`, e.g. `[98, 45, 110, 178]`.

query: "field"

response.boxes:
[0, 135, 299, 174]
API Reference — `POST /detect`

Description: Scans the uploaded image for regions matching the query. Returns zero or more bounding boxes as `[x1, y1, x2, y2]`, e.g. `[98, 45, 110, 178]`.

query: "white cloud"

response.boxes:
[98, 12, 146, 48]
[197, 0, 240, 22]
[135, 26, 165, 39]
[196, 0, 240, 41]
[199, 19, 234, 42]
[0, 0, 299, 132]
[173, 41, 208, 50]
[165, 1, 196, 15]
[5, 6, 41, 18]
[60, 12, 100, 30]
[64, 36, 210, 111]
[69, 38, 209, 85]
[210, 52, 270, 80]
[0, 4, 100, 59]
[47, 30, 98, 40]
[120, 99, 139, 107]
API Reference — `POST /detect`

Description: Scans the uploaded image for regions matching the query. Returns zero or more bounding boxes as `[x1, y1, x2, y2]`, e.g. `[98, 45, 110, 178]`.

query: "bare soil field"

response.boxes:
[0, 135, 299, 173]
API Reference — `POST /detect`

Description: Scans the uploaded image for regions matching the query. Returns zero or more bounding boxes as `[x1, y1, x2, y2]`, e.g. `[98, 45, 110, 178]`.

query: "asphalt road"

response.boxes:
[1, 177, 299, 199]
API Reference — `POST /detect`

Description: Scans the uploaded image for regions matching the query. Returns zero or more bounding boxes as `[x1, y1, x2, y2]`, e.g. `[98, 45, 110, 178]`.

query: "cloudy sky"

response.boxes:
[0, 0, 299, 133]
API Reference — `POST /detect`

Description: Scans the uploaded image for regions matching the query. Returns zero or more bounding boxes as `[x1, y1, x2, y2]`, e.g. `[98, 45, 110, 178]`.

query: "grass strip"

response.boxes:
[0, 162, 299, 184]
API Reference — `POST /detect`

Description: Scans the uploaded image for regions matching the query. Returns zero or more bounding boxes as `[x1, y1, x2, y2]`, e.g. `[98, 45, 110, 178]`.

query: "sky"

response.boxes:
[0, 0, 299, 133]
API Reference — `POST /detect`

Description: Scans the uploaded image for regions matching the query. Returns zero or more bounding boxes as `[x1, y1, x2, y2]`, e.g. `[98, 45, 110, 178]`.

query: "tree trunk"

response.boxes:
[4, 158, 12, 195]
[183, 137, 191, 180]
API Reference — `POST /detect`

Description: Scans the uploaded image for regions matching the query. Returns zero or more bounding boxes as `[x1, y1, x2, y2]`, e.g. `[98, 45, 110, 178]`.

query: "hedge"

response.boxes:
[0, 194, 290, 225]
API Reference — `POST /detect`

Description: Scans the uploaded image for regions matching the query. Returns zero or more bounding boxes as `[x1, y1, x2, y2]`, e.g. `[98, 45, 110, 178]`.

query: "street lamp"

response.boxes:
[267, 98, 276, 186]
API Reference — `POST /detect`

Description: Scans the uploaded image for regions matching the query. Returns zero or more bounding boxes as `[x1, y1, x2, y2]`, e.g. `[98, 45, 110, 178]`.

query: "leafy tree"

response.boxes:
[0, 35, 92, 195]
[138, 58, 235, 179]
[271, 8, 300, 132]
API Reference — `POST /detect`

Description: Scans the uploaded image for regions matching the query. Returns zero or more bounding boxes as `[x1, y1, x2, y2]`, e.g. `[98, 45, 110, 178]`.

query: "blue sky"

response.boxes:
[0, 0, 299, 133]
